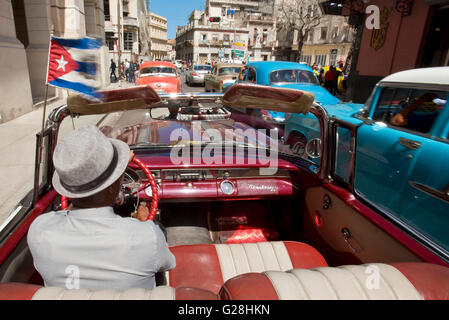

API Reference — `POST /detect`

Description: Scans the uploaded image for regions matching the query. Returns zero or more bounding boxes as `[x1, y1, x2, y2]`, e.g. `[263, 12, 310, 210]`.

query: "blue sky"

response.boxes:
[150, 0, 205, 39]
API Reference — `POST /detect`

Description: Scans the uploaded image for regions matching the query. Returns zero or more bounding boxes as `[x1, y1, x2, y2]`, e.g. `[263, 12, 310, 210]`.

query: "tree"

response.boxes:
[275, 0, 322, 62]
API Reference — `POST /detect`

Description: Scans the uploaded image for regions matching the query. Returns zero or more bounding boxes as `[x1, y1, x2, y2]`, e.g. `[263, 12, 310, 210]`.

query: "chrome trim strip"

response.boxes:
[356, 192, 449, 263]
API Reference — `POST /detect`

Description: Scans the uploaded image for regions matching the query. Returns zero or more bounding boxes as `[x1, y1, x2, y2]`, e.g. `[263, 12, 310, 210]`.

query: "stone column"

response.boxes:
[0, 0, 33, 123]
[23, 0, 56, 102]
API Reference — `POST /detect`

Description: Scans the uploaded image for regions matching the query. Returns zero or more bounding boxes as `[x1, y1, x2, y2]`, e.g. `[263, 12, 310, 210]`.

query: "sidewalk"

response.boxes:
[0, 81, 131, 225]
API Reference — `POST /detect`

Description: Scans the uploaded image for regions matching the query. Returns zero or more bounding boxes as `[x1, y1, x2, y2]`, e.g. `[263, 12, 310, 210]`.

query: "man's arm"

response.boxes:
[153, 223, 176, 271]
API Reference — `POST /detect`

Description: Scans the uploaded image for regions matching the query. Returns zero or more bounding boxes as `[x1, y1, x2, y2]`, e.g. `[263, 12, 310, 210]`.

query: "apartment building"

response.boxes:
[273, 0, 353, 67]
[149, 12, 168, 60]
[1, 0, 109, 124]
[104, 0, 149, 64]
[167, 39, 176, 61]
[176, 0, 276, 64]
[300, 15, 353, 67]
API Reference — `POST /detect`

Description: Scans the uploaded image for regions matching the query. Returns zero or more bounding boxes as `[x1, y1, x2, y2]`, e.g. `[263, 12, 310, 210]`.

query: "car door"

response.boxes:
[397, 94, 449, 255]
[354, 86, 449, 255]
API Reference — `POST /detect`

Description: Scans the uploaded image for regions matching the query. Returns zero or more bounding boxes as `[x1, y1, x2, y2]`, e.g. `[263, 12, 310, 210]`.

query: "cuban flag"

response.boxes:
[46, 36, 103, 99]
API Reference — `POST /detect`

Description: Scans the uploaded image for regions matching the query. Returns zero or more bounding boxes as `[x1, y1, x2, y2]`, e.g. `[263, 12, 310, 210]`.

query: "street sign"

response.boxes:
[219, 50, 225, 58]
[231, 49, 245, 59]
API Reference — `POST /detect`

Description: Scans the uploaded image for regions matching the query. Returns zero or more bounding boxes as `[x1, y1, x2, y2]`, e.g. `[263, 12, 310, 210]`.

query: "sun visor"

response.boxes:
[67, 85, 162, 115]
[222, 83, 315, 114]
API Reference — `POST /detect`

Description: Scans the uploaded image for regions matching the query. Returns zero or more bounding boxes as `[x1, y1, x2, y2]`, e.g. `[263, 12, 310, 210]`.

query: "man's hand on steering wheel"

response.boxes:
[131, 202, 150, 221]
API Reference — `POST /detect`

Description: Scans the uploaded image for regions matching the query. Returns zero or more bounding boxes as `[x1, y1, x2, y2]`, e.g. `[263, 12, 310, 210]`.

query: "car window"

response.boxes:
[218, 67, 242, 75]
[140, 67, 176, 77]
[194, 65, 212, 71]
[372, 87, 447, 134]
[269, 69, 319, 85]
[334, 125, 352, 184]
[247, 68, 257, 83]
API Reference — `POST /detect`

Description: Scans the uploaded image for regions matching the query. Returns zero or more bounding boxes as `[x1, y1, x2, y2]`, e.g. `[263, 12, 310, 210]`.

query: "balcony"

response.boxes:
[247, 15, 274, 24]
[123, 16, 138, 28]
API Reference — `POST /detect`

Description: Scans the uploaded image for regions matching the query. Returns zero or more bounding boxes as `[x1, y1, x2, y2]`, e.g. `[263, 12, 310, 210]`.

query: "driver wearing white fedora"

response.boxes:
[27, 125, 176, 291]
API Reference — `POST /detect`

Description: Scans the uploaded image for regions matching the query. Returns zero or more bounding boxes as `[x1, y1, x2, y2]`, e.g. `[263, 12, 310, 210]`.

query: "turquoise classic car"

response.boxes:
[285, 66, 449, 258]
[235, 61, 340, 124]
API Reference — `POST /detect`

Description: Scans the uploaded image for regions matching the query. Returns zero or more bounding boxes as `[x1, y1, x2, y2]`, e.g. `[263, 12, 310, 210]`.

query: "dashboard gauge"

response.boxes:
[220, 180, 235, 195]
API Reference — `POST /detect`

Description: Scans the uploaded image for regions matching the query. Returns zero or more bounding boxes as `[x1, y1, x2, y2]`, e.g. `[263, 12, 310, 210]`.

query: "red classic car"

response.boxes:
[136, 61, 181, 94]
[0, 84, 448, 301]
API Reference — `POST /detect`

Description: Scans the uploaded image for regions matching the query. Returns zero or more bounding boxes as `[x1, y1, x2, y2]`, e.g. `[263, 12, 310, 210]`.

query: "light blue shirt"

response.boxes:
[27, 206, 176, 291]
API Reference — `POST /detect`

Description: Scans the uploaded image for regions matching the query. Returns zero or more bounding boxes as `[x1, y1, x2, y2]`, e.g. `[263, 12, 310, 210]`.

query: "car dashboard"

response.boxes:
[126, 167, 299, 201]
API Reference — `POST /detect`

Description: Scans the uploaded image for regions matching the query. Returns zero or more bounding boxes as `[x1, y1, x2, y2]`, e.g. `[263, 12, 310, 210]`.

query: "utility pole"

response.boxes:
[117, 0, 122, 78]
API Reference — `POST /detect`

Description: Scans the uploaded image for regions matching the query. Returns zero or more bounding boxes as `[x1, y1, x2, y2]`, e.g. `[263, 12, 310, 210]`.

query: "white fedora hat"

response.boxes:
[52, 125, 130, 198]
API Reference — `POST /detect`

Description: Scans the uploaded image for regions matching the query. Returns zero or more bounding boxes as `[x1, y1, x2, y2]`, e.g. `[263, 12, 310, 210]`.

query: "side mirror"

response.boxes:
[305, 138, 322, 159]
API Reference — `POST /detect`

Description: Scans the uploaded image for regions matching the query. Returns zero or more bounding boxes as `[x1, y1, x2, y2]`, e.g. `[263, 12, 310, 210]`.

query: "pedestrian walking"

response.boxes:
[324, 66, 338, 96]
[129, 62, 135, 83]
[110, 59, 117, 82]
[124, 59, 130, 82]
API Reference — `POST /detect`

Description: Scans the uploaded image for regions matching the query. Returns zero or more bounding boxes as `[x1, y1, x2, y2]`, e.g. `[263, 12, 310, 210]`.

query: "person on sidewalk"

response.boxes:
[324, 66, 338, 96]
[27, 125, 176, 291]
[110, 59, 117, 82]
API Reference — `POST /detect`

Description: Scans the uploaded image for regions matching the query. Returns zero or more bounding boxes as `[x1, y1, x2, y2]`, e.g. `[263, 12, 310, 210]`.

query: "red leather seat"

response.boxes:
[168, 241, 327, 294]
[0, 283, 218, 300]
[219, 262, 449, 300]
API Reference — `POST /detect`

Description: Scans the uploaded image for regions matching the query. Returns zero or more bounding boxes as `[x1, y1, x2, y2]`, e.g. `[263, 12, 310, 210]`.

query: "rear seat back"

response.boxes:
[169, 241, 327, 294]
[0, 283, 218, 300]
[220, 263, 449, 300]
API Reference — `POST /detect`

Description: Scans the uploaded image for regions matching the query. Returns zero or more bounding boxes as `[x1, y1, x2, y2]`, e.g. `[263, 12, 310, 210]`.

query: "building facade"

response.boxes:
[319, 0, 449, 102]
[167, 38, 176, 61]
[149, 12, 168, 60]
[273, 0, 353, 67]
[1, 0, 109, 124]
[104, 0, 149, 66]
[176, 0, 277, 64]
[299, 15, 353, 68]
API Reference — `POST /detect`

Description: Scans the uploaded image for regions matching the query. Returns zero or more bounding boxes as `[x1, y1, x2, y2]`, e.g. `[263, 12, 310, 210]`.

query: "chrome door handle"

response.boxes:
[399, 137, 421, 150]
[409, 181, 449, 204]
[341, 228, 360, 253]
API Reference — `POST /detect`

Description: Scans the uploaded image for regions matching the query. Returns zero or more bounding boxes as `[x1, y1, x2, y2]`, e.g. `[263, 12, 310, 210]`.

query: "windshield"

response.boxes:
[140, 67, 177, 77]
[96, 100, 324, 175]
[218, 67, 242, 75]
[269, 69, 319, 85]
[194, 65, 212, 71]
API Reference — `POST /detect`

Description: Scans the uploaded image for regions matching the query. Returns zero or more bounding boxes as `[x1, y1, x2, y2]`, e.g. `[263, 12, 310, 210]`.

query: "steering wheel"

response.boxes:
[60, 156, 158, 221]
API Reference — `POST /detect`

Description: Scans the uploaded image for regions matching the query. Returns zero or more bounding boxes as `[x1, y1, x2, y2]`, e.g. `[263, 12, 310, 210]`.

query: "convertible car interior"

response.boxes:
[0, 84, 448, 300]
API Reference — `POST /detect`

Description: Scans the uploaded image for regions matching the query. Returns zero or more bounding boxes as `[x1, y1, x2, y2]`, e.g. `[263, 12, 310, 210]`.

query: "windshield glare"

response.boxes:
[269, 69, 319, 85]
[219, 67, 242, 75]
[140, 67, 177, 77]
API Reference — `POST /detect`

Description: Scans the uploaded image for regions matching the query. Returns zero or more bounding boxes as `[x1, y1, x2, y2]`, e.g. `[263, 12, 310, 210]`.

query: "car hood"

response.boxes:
[272, 83, 340, 106]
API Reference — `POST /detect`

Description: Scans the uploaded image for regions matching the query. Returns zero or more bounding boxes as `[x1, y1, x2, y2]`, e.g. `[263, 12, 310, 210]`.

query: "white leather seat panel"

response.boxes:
[265, 263, 423, 300]
[32, 285, 176, 300]
[215, 242, 294, 282]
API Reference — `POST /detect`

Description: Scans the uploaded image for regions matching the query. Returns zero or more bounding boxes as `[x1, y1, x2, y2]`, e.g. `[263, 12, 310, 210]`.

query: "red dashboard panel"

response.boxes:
[138, 177, 295, 200]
